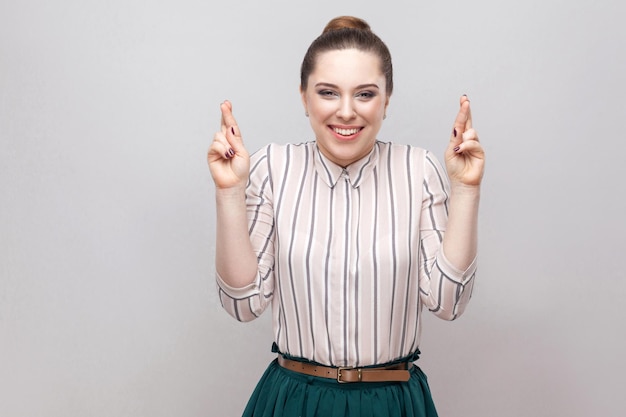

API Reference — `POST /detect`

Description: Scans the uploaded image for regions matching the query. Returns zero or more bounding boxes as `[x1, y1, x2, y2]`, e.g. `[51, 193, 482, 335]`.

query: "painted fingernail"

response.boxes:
[453, 146, 461, 153]
[453, 128, 457, 137]
[224, 151, 231, 159]
[229, 148, 235, 156]
[231, 126, 235, 135]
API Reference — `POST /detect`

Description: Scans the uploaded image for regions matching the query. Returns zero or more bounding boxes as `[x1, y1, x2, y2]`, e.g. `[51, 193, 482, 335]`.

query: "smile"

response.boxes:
[332, 127, 362, 136]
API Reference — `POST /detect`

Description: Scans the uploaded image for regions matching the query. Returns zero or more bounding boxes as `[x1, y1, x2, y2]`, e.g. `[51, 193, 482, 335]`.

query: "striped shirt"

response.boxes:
[216, 141, 477, 367]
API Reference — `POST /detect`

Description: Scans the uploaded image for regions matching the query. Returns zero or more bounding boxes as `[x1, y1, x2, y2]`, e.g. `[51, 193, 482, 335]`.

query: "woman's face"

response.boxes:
[301, 48, 390, 167]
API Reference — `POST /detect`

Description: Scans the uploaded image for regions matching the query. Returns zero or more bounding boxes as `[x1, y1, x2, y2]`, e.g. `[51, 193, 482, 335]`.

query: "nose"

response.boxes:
[336, 98, 356, 121]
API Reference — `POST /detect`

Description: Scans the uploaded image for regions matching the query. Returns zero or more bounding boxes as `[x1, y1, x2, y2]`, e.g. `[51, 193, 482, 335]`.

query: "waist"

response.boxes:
[277, 355, 412, 383]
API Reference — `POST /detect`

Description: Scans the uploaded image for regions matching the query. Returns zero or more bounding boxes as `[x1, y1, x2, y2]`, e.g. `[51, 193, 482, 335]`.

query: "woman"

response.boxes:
[208, 15, 484, 417]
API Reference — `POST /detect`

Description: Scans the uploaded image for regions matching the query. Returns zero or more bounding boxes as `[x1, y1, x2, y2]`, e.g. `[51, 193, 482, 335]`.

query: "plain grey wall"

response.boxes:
[1, 0, 625, 416]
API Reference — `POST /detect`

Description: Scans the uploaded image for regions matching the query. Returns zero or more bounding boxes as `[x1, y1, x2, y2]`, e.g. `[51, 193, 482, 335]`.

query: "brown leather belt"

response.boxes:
[277, 356, 412, 383]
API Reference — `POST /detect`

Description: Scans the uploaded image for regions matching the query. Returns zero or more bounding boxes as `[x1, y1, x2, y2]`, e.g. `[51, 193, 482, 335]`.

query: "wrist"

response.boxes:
[215, 185, 247, 202]
[450, 181, 481, 195]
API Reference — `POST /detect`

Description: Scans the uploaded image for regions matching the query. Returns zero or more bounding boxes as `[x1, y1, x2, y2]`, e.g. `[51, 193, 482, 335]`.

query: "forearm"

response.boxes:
[215, 187, 259, 288]
[442, 183, 480, 271]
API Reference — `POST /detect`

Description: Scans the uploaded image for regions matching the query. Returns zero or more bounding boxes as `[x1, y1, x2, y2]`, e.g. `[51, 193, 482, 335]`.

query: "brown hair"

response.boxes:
[300, 16, 393, 95]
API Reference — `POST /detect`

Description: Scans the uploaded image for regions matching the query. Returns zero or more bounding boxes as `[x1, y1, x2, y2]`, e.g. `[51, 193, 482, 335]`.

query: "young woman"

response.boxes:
[208, 15, 485, 417]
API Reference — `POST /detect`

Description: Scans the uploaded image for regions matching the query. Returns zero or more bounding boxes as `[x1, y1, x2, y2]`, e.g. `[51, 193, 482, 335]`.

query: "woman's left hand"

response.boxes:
[444, 95, 485, 187]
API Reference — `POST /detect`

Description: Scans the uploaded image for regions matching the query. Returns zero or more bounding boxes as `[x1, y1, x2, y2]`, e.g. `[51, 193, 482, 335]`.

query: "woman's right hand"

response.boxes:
[207, 100, 250, 190]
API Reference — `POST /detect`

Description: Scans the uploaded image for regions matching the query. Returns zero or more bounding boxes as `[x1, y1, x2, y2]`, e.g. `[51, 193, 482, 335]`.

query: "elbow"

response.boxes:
[235, 312, 260, 323]
[217, 284, 269, 323]
[221, 300, 264, 323]
[429, 301, 469, 321]
[430, 308, 458, 321]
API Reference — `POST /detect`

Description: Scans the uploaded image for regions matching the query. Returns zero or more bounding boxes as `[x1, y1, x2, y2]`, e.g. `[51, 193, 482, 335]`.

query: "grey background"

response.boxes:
[1, 0, 625, 416]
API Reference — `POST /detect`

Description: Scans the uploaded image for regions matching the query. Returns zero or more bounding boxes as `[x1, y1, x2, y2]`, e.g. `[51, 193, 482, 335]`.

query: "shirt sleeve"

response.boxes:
[418, 151, 477, 321]
[215, 145, 276, 322]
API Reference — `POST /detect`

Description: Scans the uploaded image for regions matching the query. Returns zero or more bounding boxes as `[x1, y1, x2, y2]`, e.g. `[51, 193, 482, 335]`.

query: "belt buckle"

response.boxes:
[337, 366, 362, 383]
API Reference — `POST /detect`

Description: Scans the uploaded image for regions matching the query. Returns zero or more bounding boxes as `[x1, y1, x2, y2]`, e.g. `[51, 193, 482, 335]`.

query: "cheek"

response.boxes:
[309, 104, 328, 120]
[356, 100, 385, 118]
[309, 99, 336, 118]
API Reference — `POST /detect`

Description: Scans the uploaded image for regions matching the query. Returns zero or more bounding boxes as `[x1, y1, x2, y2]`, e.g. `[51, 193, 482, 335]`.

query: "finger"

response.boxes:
[462, 128, 479, 143]
[208, 143, 234, 164]
[222, 106, 246, 155]
[220, 100, 238, 131]
[461, 95, 473, 131]
[213, 131, 230, 150]
[450, 98, 470, 144]
[210, 132, 236, 160]
[453, 138, 485, 156]
[220, 100, 234, 135]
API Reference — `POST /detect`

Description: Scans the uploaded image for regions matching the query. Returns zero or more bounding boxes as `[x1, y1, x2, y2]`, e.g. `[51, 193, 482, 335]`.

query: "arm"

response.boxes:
[419, 153, 477, 321]
[442, 184, 480, 270]
[418, 96, 484, 320]
[208, 102, 276, 322]
[442, 95, 484, 271]
[208, 101, 258, 288]
[215, 187, 258, 288]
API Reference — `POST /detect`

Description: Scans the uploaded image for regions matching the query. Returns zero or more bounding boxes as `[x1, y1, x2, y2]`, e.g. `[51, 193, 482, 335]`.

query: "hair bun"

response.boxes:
[322, 16, 371, 34]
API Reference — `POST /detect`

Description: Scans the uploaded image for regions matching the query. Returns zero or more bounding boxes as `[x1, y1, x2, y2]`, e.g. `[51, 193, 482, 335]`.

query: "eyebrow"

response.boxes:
[314, 82, 380, 90]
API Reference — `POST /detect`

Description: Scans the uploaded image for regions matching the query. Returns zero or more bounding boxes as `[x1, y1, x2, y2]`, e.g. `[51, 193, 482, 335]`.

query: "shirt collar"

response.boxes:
[313, 142, 379, 188]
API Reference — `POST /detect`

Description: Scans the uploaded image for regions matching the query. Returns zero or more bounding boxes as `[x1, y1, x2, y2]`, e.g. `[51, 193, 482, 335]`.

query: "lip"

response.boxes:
[328, 125, 363, 141]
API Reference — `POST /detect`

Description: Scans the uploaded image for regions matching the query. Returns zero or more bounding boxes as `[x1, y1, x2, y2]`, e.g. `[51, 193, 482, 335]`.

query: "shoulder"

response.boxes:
[249, 141, 315, 181]
[375, 140, 431, 164]
[251, 141, 314, 158]
[375, 141, 447, 185]
[250, 141, 316, 168]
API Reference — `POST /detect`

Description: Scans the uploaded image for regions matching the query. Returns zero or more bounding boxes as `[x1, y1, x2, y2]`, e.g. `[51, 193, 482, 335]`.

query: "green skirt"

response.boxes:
[242, 355, 439, 417]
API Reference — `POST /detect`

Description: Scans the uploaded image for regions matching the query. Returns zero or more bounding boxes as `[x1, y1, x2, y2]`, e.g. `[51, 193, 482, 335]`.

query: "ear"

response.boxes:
[383, 95, 390, 118]
[300, 85, 308, 114]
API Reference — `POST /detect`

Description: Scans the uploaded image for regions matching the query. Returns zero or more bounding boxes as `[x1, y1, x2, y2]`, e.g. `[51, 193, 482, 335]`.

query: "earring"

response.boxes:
[383, 114, 387, 120]
[305, 111, 309, 117]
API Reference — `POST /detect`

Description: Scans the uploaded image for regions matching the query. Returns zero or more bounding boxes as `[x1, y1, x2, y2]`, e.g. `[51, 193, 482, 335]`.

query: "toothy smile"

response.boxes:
[332, 127, 361, 136]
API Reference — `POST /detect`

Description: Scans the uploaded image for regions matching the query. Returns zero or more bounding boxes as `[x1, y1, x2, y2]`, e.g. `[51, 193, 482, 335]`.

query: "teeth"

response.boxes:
[333, 127, 360, 136]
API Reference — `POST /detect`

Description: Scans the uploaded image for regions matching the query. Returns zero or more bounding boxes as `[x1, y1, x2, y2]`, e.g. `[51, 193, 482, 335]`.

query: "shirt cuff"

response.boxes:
[216, 271, 261, 299]
[438, 249, 477, 284]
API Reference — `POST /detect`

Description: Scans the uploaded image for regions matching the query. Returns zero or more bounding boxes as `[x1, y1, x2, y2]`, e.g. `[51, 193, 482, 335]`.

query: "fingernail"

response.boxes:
[224, 151, 231, 159]
[453, 128, 457, 137]
[453, 146, 461, 153]
[229, 148, 235, 156]
[231, 126, 235, 135]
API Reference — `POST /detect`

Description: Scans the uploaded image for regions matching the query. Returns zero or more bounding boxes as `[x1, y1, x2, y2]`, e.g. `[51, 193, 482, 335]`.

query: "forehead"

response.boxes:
[310, 48, 384, 85]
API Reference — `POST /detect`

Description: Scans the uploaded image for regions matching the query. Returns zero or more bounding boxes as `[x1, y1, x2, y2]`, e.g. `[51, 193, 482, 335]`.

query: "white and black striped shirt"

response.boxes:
[217, 141, 477, 367]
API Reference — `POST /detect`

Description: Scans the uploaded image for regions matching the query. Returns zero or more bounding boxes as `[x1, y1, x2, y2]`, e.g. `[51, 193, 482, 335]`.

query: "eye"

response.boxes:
[317, 89, 338, 98]
[356, 91, 376, 99]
